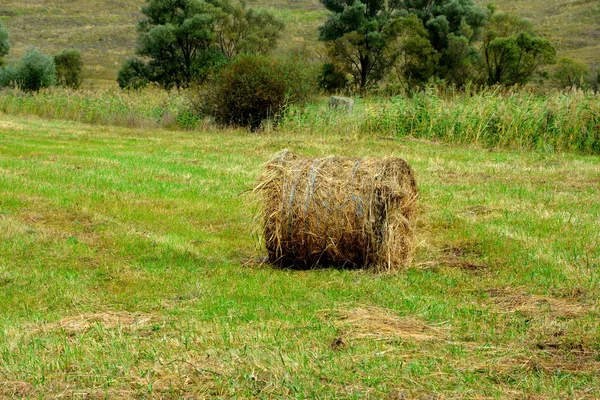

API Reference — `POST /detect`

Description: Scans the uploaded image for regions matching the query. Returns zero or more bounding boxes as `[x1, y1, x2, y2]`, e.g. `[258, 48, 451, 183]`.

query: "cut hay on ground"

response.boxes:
[254, 150, 418, 271]
[38, 312, 154, 335]
[331, 306, 444, 342]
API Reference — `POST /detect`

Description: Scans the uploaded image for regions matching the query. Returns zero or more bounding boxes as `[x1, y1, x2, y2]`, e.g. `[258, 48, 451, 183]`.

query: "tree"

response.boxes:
[117, 57, 150, 89]
[211, 0, 284, 59]
[54, 49, 83, 89]
[481, 12, 555, 85]
[318, 0, 419, 91]
[392, 14, 439, 89]
[553, 57, 589, 88]
[397, 0, 490, 84]
[127, 0, 283, 89]
[17, 48, 56, 92]
[0, 21, 9, 66]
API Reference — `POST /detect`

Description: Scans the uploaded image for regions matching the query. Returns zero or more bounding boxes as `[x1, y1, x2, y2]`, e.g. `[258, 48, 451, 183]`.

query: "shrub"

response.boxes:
[117, 57, 149, 90]
[203, 54, 316, 129]
[0, 66, 18, 88]
[0, 21, 9, 65]
[553, 57, 589, 88]
[318, 63, 348, 93]
[17, 48, 56, 92]
[54, 49, 83, 89]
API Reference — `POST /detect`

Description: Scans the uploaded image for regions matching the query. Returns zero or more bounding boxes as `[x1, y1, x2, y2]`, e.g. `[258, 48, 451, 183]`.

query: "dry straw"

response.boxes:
[254, 150, 418, 271]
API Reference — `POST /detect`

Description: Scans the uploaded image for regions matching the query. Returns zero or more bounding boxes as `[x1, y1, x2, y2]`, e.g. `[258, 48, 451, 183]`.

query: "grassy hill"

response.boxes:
[0, 0, 598, 86]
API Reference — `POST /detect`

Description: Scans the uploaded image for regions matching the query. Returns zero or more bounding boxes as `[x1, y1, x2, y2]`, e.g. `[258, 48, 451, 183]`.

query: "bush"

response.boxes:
[318, 63, 348, 93]
[117, 57, 149, 90]
[0, 21, 9, 64]
[553, 57, 589, 89]
[203, 54, 316, 129]
[0, 66, 18, 88]
[54, 49, 83, 89]
[17, 48, 56, 92]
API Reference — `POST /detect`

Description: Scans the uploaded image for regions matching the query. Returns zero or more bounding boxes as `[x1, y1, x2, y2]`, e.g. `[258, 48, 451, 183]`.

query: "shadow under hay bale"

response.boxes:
[254, 150, 418, 271]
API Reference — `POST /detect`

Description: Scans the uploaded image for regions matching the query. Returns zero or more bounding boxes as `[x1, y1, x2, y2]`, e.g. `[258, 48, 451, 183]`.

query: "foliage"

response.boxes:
[481, 12, 556, 85]
[392, 14, 439, 89]
[212, 1, 284, 59]
[54, 49, 83, 89]
[203, 54, 315, 129]
[318, 62, 348, 93]
[117, 57, 150, 90]
[553, 57, 589, 88]
[318, 1, 423, 91]
[0, 20, 9, 65]
[0, 65, 18, 88]
[131, 0, 283, 89]
[398, 0, 490, 84]
[16, 48, 56, 92]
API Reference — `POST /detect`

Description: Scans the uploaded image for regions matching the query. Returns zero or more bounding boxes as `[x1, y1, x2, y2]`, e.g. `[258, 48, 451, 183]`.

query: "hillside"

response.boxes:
[0, 0, 598, 85]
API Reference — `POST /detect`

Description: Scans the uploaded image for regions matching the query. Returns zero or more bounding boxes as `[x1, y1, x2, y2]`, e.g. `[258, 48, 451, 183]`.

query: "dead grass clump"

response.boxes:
[40, 311, 154, 335]
[0, 381, 34, 398]
[254, 150, 418, 271]
[486, 289, 584, 318]
[332, 306, 444, 342]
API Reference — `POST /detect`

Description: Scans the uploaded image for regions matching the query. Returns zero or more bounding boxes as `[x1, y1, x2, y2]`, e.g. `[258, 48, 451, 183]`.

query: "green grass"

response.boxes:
[1, 114, 599, 398]
[1, 0, 599, 86]
[0, 88, 598, 154]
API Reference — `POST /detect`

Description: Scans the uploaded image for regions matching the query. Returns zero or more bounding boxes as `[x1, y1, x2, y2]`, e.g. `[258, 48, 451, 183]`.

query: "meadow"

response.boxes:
[0, 0, 599, 398]
[1, 111, 599, 398]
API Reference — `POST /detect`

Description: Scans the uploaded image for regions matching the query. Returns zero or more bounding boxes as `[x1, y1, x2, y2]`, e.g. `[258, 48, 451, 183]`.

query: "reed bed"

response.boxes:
[280, 88, 600, 154]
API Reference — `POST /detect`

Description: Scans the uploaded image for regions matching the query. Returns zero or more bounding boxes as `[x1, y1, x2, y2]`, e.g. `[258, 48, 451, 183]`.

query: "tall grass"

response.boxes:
[0, 88, 201, 130]
[281, 88, 600, 154]
[0, 86, 598, 154]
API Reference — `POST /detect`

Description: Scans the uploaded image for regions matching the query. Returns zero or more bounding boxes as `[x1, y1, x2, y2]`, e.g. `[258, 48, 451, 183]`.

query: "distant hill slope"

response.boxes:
[0, 0, 597, 86]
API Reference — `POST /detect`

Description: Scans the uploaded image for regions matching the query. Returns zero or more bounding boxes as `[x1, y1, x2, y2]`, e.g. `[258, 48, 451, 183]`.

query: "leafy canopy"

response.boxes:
[54, 49, 84, 89]
[129, 0, 284, 89]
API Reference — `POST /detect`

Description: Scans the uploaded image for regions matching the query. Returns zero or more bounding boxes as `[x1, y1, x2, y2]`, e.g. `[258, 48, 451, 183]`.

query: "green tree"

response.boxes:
[117, 57, 150, 89]
[553, 57, 589, 88]
[128, 0, 283, 89]
[17, 48, 56, 92]
[482, 13, 555, 85]
[397, 0, 490, 84]
[318, 0, 421, 91]
[211, 1, 284, 59]
[0, 21, 9, 65]
[54, 49, 83, 89]
[392, 14, 439, 89]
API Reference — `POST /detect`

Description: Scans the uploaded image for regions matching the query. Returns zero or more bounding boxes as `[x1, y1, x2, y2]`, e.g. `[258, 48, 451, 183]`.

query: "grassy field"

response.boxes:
[1, 113, 599, 398]
[1, 0, 598, 85]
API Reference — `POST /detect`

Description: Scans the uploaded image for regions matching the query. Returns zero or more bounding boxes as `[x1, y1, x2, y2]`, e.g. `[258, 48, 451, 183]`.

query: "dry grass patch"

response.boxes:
[0, 380, 35, 398]
[37, 311, 155, 336]
[330, 306, 447, 342]
[486, 288, 585, 318]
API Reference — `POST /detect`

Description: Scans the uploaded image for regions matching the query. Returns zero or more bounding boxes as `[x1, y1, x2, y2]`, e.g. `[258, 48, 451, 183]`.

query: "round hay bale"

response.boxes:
[254, 150, 418, 271]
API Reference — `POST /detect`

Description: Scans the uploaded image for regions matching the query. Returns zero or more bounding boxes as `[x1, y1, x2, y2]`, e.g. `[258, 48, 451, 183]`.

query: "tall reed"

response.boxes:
[280, 88, 600, 154]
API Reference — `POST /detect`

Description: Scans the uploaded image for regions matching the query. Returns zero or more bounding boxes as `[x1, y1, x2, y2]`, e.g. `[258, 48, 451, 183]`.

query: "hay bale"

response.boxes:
[254, 150, 418, 271]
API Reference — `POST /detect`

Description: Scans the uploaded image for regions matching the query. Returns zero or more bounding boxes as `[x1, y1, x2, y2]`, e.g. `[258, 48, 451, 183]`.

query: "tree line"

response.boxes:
[0, 0, 598, 128]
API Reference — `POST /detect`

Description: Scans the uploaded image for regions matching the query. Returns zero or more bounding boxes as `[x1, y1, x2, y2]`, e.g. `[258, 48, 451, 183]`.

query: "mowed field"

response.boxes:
[1, 0, 599, 85]
[1, 114, 599, 398]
